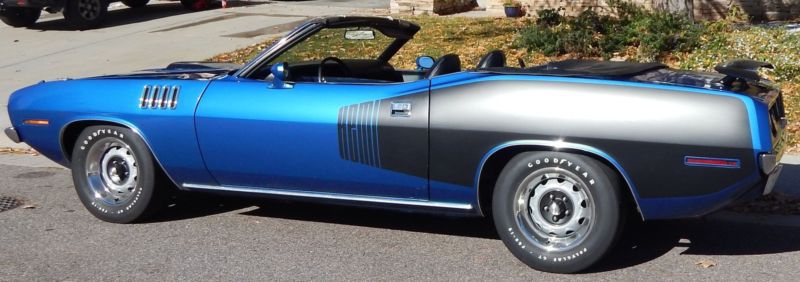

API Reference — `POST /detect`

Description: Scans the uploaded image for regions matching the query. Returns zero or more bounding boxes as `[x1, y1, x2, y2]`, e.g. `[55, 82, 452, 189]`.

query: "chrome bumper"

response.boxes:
[4, 127, 20, 143]
[762, 164, 783, 195]
[759, 126, 787, 195]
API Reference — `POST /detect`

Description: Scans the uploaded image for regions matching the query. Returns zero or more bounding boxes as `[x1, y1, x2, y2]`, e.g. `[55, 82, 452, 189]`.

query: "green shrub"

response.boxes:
[515, 26, 561, 56]
[516, 1, 702, 60]
[573, 9, 605, 33]
[536, 8, 563, 27]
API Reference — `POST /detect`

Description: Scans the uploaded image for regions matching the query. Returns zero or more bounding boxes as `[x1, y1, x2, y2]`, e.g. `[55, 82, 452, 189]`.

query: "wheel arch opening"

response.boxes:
[60, 120, 132, 163]
[477, 145, 642, 220]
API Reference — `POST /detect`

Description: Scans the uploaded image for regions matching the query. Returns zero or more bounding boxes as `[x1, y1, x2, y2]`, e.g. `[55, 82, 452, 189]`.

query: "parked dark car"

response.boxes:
[0, 0, 205, 29]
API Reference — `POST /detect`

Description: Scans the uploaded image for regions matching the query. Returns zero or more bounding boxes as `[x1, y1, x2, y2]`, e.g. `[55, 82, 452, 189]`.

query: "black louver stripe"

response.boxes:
[338, 100, 381, 167]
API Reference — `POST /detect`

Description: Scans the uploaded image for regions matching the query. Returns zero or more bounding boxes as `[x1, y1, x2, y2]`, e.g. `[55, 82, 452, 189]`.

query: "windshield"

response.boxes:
[270, 27, 395, 65]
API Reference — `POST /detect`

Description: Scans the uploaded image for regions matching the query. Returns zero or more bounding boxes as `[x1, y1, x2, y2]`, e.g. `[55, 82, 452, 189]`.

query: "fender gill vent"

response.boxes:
[139, 85, 179, 109]
[0, 196, 23, 212]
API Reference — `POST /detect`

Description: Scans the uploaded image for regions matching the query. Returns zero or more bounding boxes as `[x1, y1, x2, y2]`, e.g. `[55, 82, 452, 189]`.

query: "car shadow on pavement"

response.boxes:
[141, 191, 258, 223]
[144, 191, 800, 272]
[242, 200, 500, 239]
[26, 1, 266, 31]
[144, 191, 499, 238]
[591, 216, 800, 272]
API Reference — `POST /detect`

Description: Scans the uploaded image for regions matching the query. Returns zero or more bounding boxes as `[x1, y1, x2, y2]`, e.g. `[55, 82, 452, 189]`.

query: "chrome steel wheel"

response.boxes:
[77, 0, 102, 20]
[493, 152, 622, 273]
[84, 137, 139, 206]
[514, 169, 595, 252]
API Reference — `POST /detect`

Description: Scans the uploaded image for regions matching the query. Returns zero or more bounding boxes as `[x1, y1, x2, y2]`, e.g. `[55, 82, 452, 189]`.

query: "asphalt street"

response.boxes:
[1, 160, 800, 281]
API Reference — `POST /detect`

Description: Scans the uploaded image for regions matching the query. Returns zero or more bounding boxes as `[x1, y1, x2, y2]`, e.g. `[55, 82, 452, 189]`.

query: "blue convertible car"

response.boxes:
[5, 16, 788, 273]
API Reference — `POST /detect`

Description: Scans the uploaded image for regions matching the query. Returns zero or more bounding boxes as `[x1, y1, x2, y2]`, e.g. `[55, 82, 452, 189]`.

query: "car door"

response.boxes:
[194, 76, 430, 199]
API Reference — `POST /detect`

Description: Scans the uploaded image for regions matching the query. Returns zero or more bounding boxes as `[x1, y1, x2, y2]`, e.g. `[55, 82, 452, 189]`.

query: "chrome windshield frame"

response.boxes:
[234, 16, 419, 79]
[234, 20, 324, 78]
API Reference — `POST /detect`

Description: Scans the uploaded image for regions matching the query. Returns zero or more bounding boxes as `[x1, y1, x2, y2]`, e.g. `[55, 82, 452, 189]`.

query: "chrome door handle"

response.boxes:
[391, 102, 412, 117]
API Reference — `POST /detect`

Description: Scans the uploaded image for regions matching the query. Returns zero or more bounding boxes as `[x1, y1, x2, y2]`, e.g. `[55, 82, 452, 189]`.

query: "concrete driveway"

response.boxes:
[0, 0, 388, 148]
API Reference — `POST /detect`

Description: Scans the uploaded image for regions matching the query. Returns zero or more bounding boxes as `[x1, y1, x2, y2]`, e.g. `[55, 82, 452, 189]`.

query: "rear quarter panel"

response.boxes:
[428, 73, 760, 219]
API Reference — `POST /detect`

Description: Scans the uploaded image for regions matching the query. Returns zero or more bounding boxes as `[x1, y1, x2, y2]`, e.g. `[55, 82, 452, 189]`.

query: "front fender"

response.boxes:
[7, 78, 218, 187]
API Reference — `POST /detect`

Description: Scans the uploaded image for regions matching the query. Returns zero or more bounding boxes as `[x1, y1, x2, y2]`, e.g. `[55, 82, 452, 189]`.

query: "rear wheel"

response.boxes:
[0, 7, 41, 27]
[492, 151, 623, 273]
[64, 0, 107, 29]
[122, 0, 149, 8]
[71, 126, 168, 223]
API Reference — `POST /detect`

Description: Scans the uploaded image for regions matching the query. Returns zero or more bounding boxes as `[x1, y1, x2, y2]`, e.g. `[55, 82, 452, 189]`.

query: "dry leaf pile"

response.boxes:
[0, 147, 39, 156]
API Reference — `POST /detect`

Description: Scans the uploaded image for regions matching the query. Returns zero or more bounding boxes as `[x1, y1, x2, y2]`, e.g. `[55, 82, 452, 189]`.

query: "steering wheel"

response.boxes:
[318, 57, 351, 83]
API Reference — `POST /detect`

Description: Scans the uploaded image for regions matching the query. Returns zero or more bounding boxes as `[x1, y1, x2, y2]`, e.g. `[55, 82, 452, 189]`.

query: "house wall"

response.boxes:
[692, 0, 800, 21]
[391, 0, 479, 15]
[476, 0, 800, 21]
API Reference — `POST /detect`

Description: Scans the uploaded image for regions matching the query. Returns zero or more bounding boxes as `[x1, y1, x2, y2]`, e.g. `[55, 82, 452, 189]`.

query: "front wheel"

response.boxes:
[64, 0, 108, 29]
[492, 151, 623, 273]
[0, 7, 41, 27]
[71, 126, 168, 223]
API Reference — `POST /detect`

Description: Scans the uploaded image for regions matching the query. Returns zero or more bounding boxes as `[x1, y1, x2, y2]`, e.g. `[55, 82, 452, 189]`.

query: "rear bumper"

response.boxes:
[732, 127, 787, 204]
[762, 164, 783, 195]
[733, 163, 783, 204]
[4, 127, 21, 143]
[759, 119, 787, 195]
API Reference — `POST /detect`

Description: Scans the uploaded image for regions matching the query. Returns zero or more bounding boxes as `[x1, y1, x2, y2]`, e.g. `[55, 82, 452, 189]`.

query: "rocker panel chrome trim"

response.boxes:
[182, 183, 474, 210]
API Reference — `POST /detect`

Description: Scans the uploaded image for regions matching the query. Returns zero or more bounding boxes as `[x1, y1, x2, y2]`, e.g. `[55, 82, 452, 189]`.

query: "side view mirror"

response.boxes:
[270, 62, 293, 89]
[416, 56, 435, 70]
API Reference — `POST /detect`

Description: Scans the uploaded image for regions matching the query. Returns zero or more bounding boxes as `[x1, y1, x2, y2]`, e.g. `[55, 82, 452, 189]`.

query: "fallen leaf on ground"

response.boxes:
[0, 147, 39, 155]
[695, 259, 717, 268]
[21, 204, 36, 209]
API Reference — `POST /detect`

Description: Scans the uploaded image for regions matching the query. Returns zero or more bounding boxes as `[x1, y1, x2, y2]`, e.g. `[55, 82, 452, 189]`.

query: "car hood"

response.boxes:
[89, 61, 241, 80]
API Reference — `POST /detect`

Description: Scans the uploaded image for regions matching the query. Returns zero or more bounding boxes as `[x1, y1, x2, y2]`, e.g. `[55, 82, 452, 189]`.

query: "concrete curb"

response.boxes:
[706, 210, 800, 228]
[782, 154, 800, 165]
